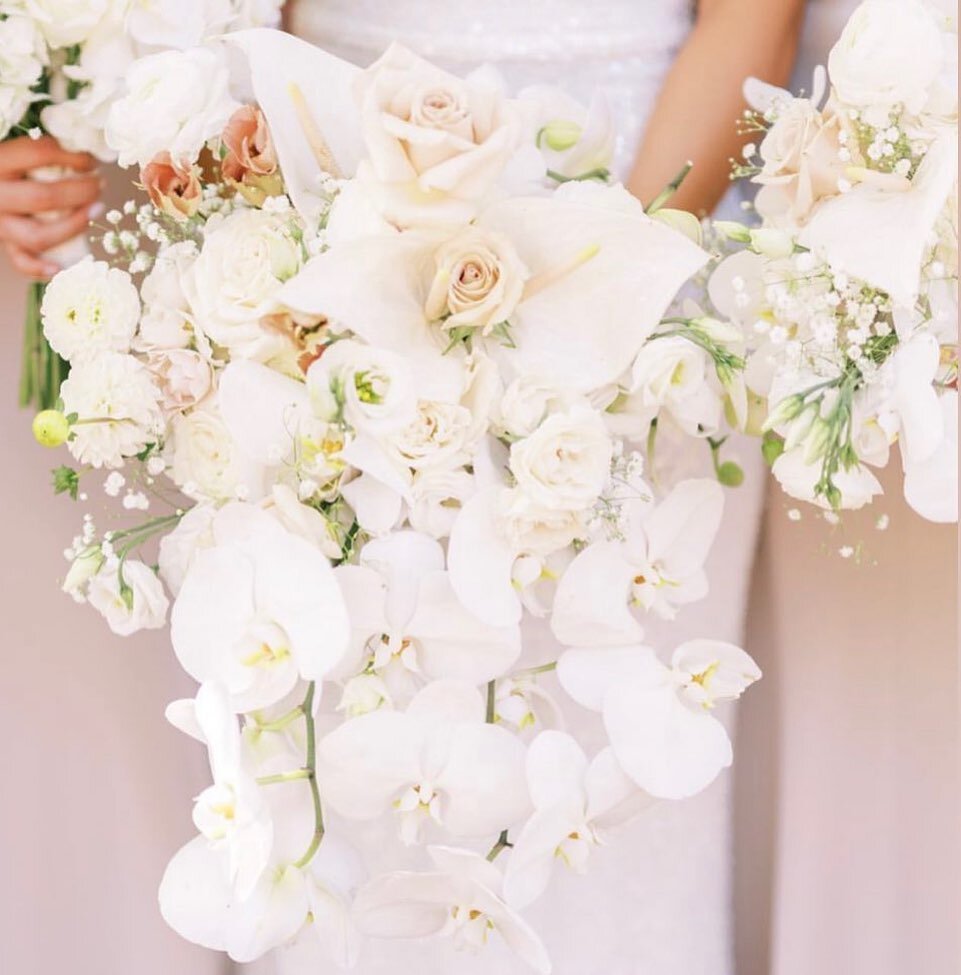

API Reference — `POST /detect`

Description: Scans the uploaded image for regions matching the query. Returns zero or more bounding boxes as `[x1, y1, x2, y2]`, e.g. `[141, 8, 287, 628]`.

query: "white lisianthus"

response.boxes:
[185, 209, 303, 359]
[628, 336, 722, 436]
[827, 0, 944, 114]
[20, 0, 109, 48]
[60, 352, 163, 468]
[87, 559, 170, 636]
[105, 45, 238, 168]
[509, 405, 613, 512]
[391, 400, 473, 471]
[495, 376, 574, 440]
[423, 228, 528, 336]
[307, 340, 416, 437]
[407, 468, 476, 539]
[356, 43, 520, 225]
[41, 259, 141, 363]
[772, 447, 883, 510]
[168, 401, 265, 503]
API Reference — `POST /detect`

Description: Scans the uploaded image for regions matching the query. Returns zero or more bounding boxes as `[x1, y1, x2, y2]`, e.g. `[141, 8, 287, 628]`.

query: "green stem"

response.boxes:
[257, 768, 312, 786]
[546, 166, 611, 184]
[486, 829, 513, 862]
[485, 680, 496, 724]
[512, 661, 558, 678]
[645, 161, 694, 214]
[294, 682, 325, 870]
[253, 706, 304, 734]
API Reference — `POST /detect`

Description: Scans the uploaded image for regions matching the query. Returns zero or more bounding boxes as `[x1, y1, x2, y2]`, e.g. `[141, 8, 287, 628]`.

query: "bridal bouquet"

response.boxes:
[35, 28, 760, 972]
[0, 0, 282, 410]
[710, 0, 958, 522]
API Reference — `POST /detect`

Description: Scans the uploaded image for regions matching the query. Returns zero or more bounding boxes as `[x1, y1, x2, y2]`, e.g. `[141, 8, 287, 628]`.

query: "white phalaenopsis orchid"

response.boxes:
[334, 530, 521, 697]
[551, 479, 724, 646]
[503, 732, 650, 909]
[316, 681, 529, 844]
[355, 846, 552, 974]
[557, 641, 761, 800]
[170, 507, 350, 711]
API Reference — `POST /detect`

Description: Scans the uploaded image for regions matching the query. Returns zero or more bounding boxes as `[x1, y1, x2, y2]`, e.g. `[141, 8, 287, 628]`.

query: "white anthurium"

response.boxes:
[180, 683, 275, 901]
[170, 509, 350, 712]
[476, 180, 708, 392]
[556, 640, 761, 800]
[551, 479, 724, 646]
[316, 680, 530, 844]
[903, 389, 958, 523]
[227, 29, 364, 226]
[354, 846, 552, 974]
[334, 531, 522, 696]
[503, 731, 651, 908]
[798, 134, 958, 308]
[889, 333, 945, 467]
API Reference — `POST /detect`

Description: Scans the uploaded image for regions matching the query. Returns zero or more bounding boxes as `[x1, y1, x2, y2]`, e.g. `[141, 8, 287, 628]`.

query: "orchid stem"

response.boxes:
[485, 680, 496, 724]
[293, 682, 325, 869]
[486, 830, 513, 862]
[254, 706, 305, 733]
[256, 768, 312, 786]
[512, 661, 558, 678]
[645, 160, 693, 214]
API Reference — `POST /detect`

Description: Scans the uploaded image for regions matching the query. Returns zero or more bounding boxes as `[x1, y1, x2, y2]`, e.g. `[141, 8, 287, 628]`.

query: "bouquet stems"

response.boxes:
[18, 280, 67, 411]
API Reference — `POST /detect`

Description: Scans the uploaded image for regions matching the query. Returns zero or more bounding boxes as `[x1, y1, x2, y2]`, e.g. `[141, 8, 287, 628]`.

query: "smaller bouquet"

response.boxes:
[0, 0, 283, 411]
[710, 0, 958, 523]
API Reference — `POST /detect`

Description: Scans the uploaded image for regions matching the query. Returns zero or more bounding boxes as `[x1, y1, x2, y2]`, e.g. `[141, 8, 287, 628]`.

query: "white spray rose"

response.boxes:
[185, 209, 303, 359]
[87, 559, 169, 636]
[20, 0, 109, 48]
[392, 400, 473, 471]
[509, 405, 613, 513]
[828, 0, 944, 114]
[41, 258, 141, 363]
[357, 44, 520, 225]
[424, 228, 528, 336]
[168, 402, 264, 503]
[105, 45, 238, 168]
[60, 352, 163, 469]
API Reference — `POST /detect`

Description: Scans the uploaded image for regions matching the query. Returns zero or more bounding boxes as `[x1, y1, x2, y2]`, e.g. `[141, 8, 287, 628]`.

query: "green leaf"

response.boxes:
[761, 432, 785, 467]
[52, 465, 80, 500]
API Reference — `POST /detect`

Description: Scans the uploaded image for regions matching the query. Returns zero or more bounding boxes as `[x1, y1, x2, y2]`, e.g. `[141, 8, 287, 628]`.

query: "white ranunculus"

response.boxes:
[41, 258, 140, 363]
[407, 468, 476, 539]
[21, 0, 109, 47]
[356, 43, 521, 226]
[170, 509, 350, 711]
[87, 559, 169, 636]
[827, 0, 944, 113]
[518, 85, 615, 181]
[307, 339, 417, 438]
[628, 336, 722, 436]
[167, 400, 266, 504]
[495, 376, 574, 440]
[105, 45, 238, 168]
[509, 405, 612, 513]
[0, 15, 46, 90]
[185, 209, 303, 359]
[423, 227, 528, 336]
[60, 352, 164, 469]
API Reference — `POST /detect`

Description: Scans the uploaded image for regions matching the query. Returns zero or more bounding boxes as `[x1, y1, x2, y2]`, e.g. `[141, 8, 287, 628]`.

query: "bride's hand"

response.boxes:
[0, 135, 103, 281]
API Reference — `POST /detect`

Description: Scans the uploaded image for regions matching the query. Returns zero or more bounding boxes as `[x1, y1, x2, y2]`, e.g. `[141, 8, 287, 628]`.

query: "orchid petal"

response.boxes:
[555, 645, 660, 711]
[644, 478, 724, 578]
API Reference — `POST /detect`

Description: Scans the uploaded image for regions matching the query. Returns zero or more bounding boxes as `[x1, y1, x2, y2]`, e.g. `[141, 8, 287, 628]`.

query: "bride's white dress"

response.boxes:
[277, 3, 767, 973]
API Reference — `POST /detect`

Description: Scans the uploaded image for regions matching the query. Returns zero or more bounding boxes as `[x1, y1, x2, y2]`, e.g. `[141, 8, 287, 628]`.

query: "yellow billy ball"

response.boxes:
[32, 409, 70, 448]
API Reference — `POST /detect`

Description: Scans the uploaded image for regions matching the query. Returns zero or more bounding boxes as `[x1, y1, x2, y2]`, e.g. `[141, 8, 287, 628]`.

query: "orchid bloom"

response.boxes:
[551, 479, 725, 647]
[503, 731, 651, 909]
[334, 530, 522, 701]
[316, 680, 530, 844]
[557, 640, 761, 800]
[354, 846, 552, 974]
[170, 508, 350, 712]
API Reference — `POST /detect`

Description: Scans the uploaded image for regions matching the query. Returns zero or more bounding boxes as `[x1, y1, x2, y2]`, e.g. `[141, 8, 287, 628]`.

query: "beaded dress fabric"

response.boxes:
[277, 4, 765, 974]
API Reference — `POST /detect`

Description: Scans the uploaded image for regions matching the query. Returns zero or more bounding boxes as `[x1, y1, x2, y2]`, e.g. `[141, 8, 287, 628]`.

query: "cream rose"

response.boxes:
[754, 98, 845, 227]
[185, 208, 303, 359]
[357, 44, 520, 225]
[424, 227, 528, 335]
[509, 405, 613, 513]
[392, 400, 473, 470]
[827, 0, 943, 114]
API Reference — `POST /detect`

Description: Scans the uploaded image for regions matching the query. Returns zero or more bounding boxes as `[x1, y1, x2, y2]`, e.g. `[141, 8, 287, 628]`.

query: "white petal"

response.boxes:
[447, 488, 521, 627]
[555, 645, 660, 711]
[341, 472, 404, 536]
[159, 838, 231, 953]
[405, 678, 486, 725]
[550, 541, 643, 647]
[892, 334, 943, 465]
[644, 478, 724, 579]
[904, 390, 958, 523]
[603, 681, 733, 800]
[584, 746, 654, 827]
[164, 697, 204, 743]
[502, 805, 577, 909]
[671, 639, 762, 701]
[361, 530, 445, 630]
[354, 871, 455, 939]
[525, 730, 588, 810]
[225, 865, 310, 963]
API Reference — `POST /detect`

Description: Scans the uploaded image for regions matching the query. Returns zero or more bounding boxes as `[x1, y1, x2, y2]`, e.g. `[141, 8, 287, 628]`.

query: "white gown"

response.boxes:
[273, 3, 768, 973]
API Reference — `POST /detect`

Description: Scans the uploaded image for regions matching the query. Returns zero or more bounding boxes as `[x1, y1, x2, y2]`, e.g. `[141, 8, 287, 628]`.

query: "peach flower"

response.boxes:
[141, 153, 202, 221]
[221, 105, 282, 205]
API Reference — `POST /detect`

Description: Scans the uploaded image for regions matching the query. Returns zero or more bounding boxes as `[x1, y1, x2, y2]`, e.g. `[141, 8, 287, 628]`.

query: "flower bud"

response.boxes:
[802, 416, 832, 463]
[717, 460, 745, 487]
[761, 393, 805, 433]
[749, 228, 795, 259]
[32, 409, 70, 447]
[538, 119, 582, 152]
[692, 316, 743, 345]
[713, 220, 752, 243]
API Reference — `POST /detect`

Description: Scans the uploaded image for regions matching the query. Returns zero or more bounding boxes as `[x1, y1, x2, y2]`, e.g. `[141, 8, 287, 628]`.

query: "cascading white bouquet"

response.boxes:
[708, 0, 958, 523]
[33, 27, 761, 973]
[0, 0, 283, 409]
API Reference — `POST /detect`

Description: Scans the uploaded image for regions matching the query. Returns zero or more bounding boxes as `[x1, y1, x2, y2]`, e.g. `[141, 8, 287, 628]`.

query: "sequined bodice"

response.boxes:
[289, 0, 694, 177]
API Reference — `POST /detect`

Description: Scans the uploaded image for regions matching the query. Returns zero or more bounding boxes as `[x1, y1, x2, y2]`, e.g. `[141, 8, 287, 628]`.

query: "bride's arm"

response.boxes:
[628, 0, 806, 215]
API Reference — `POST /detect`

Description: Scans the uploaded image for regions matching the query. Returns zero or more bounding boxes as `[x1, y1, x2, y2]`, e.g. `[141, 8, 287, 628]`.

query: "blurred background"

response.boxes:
[0, 2, 957, 974]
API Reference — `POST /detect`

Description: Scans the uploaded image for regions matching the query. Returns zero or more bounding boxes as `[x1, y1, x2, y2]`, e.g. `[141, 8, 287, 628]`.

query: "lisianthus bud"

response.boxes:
[713, 220, 752, 243]
[33, 409, 70, 447]
[539, 119, 582, 152]
[762, 393, 806, 432]
[749, 228, 794, 259]
[802, 416, 832, 463]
